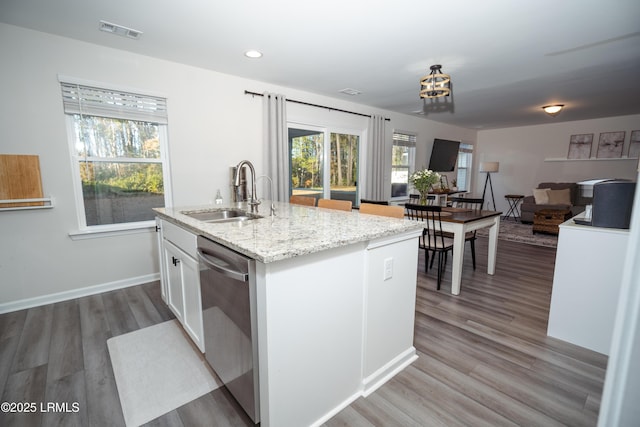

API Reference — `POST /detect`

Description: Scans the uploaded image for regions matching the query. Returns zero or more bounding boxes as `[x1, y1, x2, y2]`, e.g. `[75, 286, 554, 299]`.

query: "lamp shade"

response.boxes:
[480, 161, 499, 173]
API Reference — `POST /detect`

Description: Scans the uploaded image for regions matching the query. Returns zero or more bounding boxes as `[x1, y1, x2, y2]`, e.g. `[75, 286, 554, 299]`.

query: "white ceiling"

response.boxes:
[2, 0, 640, 129]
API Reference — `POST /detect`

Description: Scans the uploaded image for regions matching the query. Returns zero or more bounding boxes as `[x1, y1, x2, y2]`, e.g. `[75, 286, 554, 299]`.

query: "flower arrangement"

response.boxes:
[409, 169, 440, 203]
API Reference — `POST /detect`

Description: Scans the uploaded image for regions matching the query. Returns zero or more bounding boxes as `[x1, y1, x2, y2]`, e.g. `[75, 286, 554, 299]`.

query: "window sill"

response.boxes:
[69, 221, 156, 240]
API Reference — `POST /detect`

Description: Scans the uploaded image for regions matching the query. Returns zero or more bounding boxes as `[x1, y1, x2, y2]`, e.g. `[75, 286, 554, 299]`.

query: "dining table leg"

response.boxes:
[487, 216, 500, 275]
[450, 224, 466, 295]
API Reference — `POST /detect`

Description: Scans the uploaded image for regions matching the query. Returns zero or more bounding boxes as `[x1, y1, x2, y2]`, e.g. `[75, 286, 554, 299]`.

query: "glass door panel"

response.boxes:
[289, 128, 324, 201]
[330, 133, 359, 205]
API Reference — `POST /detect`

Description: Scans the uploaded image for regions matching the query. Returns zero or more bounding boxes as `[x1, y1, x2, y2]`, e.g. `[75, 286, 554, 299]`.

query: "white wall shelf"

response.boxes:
[0, 197, 54, 211]
[544, 157, 639, 162]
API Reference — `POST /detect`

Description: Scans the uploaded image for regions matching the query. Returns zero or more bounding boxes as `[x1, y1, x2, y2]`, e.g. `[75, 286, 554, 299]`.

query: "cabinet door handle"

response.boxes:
[155, 225, 161, 232]
[172, 256, 181, 266]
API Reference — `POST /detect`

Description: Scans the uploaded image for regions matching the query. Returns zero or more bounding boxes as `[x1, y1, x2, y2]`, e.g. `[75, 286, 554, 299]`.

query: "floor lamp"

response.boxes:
[480, 161, 499, 210]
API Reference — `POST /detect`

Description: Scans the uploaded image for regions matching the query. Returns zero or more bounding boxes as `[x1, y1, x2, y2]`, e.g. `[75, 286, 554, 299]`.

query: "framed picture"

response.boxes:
[629, 130, 640, 158]
[567, 133, 593, 159]
[596, 131, 625, 159]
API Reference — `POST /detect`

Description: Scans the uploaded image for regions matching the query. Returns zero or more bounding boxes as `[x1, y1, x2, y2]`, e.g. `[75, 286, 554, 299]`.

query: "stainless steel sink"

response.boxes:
[182, 208, 262, 223]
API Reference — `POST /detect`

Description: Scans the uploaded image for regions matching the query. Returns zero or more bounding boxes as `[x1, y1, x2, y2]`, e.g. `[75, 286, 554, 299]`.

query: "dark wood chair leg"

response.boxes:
[470, 239, 476, 270]
[436, 252, 442, 290]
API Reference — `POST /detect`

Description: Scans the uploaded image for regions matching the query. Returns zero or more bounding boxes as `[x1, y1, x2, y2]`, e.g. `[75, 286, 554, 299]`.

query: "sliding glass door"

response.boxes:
[289, 126, 360, 205]
[329, 132, 359, 204]
[289, 128, 324, 200]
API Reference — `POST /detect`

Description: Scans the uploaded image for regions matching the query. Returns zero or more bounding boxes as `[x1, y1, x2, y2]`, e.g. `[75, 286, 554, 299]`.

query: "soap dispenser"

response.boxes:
[215, 189, 223, 205]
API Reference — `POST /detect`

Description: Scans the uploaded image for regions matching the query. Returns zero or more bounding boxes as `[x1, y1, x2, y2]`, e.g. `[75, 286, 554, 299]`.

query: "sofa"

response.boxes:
[520, 182, 589, 223]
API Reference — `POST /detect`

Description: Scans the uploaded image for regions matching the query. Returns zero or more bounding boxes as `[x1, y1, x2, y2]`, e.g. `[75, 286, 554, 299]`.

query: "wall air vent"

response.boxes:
[99, 20, 143, 40]
[339, 88, 362, 96]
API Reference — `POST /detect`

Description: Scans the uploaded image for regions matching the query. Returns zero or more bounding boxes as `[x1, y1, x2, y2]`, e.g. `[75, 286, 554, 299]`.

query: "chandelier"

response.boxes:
[420, 65, 451, 99]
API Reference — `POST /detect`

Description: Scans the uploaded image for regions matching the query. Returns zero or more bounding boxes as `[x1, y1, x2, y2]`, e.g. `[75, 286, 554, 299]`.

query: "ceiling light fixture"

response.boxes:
[542, 104, 564, 117]
[420, 64, 451, 99]
[99, 20, 142, 40]
[244, 50, 263, 58]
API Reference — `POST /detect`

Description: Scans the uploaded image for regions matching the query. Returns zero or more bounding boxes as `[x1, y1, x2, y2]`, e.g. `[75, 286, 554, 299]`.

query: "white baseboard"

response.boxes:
[361, 346, 418, 397]
[0, 273, 160, 314]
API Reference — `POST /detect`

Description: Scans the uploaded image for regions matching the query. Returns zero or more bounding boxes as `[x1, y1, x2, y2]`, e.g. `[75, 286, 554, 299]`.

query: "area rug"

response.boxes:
[107, 320, 222, 426]
[476, 220, 558, 248]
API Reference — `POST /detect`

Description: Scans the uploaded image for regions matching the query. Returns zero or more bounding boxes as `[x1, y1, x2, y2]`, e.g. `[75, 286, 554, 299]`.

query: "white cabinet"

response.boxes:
[157, 218, 204, 352]
[155, 217, 168, 303]
[547, 216, 629, 355]
[163, 240, 186, 322]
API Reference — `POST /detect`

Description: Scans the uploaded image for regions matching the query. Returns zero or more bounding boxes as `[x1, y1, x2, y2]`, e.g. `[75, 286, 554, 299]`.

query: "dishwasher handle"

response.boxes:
[197, 249, 249, 282]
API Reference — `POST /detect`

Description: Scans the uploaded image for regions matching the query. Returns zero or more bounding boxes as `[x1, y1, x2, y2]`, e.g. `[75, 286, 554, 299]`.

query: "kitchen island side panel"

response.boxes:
[255, 242, 366, 427]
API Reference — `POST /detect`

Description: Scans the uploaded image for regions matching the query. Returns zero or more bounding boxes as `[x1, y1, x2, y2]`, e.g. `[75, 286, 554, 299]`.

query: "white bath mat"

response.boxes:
[107, 320, 222, 426]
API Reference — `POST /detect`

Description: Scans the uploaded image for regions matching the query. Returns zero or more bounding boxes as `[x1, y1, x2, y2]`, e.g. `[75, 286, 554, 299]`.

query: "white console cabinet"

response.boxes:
[157, 218, 204, 352]
[547, 215, 629, 355]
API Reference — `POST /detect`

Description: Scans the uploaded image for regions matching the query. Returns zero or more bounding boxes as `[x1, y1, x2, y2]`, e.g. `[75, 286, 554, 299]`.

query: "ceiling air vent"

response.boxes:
[99, 20, 143, 40]
[339, 88, 362, 96]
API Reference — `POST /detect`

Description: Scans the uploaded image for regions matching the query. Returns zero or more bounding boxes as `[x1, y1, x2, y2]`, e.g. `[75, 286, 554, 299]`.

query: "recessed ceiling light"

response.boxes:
[245, 50, 263, 58]
[99, 20, 142, 40]
[339, 88, 362, 96]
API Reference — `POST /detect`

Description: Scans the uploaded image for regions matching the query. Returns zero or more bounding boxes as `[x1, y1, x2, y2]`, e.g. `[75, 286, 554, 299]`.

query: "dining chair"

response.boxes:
[448, 197, 484, 270]
[290, 195, 317, 207]
[317, 198, 352, 212]
[405, 203, 454, 290]
[359, 203, 404, 219]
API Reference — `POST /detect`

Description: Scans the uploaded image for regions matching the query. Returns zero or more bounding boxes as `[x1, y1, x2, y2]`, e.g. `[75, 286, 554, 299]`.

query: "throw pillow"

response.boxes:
[547, 188, 571, 205]
[533, 188, 551, 204]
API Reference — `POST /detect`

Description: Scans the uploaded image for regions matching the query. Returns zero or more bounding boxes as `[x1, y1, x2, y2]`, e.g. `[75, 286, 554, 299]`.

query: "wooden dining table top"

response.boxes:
[439, 208, 502, 224]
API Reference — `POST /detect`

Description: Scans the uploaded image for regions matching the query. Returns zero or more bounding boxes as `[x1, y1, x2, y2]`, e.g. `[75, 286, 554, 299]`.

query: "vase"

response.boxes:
[418, 189, 431, 205]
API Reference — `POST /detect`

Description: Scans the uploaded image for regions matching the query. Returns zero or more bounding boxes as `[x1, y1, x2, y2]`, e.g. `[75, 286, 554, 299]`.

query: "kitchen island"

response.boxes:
[155, 201, 423, 427]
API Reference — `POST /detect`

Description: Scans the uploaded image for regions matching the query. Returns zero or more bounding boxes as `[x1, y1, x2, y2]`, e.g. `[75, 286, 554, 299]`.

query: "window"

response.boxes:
[456, 143, 473, 191]
[60, 81, 170, 230]
[391, 131, 416, 198]
[289, 126, 360, 205]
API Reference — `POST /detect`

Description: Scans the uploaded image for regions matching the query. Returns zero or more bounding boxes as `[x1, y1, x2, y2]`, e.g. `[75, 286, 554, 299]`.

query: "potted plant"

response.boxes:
[409, 169, 440, 204]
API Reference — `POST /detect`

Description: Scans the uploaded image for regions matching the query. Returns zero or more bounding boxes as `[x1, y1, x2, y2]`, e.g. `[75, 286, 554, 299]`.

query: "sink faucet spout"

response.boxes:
[234, 160, 260, 213]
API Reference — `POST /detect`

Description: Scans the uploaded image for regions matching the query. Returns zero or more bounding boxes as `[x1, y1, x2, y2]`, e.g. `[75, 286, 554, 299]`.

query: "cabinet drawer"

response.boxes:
[162, 219, 198, 259]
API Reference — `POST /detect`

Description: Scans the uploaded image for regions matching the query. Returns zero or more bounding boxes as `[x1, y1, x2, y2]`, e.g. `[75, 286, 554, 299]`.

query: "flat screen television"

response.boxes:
[428, 138, 460, 172]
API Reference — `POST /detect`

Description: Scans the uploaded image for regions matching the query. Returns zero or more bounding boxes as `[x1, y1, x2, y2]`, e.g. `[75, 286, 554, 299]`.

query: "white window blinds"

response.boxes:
[60, 82, 168, 124]
[392, 131, 417, 147]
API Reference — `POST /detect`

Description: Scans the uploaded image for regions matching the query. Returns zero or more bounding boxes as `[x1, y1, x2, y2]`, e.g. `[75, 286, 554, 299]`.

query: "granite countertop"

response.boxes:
[154, 201, 423, 263]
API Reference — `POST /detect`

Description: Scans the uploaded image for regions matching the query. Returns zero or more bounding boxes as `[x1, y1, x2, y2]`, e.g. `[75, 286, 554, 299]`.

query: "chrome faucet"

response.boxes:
[234, 160, 260, 213]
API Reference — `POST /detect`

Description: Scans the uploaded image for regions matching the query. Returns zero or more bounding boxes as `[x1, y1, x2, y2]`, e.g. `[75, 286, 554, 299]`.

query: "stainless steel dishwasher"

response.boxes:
[197, 235, 260, 423]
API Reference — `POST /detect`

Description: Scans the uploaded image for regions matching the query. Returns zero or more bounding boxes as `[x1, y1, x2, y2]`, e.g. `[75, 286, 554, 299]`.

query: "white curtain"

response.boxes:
[263, 92, 288, 201]
[365, 114, 387, 200]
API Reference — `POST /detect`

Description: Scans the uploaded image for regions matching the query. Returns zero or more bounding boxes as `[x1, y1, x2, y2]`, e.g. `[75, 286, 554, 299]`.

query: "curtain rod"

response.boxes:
[244, 90, 390, 121]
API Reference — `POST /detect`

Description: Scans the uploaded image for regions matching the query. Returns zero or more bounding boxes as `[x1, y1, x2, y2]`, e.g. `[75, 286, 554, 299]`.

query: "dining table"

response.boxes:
[438, 207, 502, 295]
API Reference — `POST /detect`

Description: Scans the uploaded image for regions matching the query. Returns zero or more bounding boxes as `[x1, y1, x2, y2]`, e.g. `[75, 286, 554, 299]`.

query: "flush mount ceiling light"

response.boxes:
[99, 20, 142, 40]
[244, 50, 263, 58]
[542, 104, 564, 117]
[420, 64, 451, 99]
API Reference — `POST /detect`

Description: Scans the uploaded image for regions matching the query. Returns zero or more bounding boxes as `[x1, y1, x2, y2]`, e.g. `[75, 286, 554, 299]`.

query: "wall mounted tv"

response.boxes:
[428, 138, 460, 172]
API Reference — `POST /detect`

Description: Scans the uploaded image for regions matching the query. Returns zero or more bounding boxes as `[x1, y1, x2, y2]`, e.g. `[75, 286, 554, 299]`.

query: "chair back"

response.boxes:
[360, 203, 404, 219]
[360, 199, 388, 205]
[405, 203, 447, 250]
[449, 197, 483, 211]
[409, 193, 436, 205]
[290, 195, 317, 206]
[317, 199, 352, 212]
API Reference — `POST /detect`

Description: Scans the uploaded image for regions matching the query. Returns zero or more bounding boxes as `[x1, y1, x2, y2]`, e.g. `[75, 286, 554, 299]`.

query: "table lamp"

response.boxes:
[480, 161, 499, 210]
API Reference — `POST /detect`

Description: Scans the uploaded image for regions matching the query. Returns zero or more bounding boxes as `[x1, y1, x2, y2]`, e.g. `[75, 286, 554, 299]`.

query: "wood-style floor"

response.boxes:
[0, 237, 607, 426]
